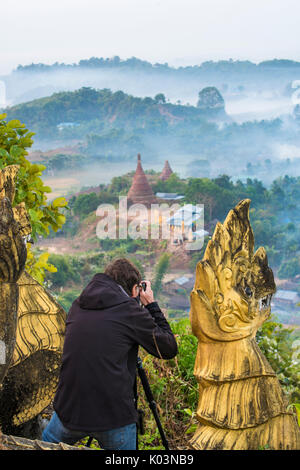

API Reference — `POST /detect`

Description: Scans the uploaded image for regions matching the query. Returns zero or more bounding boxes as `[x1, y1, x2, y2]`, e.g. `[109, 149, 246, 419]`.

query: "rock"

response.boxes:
[0, 430, 91, 450]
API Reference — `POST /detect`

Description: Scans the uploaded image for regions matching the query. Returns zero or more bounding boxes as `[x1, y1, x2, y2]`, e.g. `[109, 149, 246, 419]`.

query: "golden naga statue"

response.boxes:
[0, 165, 66, 434]
[189, 199, 300, 450]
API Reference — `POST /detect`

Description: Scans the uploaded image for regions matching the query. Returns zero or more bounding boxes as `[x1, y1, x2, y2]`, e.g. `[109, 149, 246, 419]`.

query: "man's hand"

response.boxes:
[139, 280, 154, 306]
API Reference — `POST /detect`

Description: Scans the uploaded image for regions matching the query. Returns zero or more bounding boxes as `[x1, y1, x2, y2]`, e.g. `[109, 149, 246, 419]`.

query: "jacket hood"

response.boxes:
[78, 273, 131, 310]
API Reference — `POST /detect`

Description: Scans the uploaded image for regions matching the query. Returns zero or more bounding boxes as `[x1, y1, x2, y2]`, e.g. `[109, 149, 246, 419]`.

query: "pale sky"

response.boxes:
[1, 0, 299, 74]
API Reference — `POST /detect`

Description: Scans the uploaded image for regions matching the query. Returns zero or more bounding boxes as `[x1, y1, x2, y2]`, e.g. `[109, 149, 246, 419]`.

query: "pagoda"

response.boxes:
[127, 154, 157, 206]
[159, 160, 173, 181]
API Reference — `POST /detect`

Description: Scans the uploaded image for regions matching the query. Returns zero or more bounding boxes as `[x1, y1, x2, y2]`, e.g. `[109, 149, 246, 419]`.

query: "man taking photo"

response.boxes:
[42, 258, 178, 450]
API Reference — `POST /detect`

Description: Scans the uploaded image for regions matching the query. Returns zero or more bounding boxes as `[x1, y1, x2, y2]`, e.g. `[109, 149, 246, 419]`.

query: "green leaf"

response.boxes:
[185, 424, 197, 435]
[7, 119, 23, 128]
[42, 186, 52, 193]
[0, 148, 9, 158]
[10, 145, 24, 159]
[287, 403, 300, 426]
[52, 196, 68, 209]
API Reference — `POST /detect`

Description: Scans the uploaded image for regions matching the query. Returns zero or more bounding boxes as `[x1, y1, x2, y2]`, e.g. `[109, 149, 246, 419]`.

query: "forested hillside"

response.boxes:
[4, 87, 226, 136]
[4, 86, 300, 185]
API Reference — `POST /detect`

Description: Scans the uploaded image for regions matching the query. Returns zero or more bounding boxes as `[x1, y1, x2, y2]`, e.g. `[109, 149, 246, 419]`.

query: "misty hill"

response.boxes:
[4, 87, 227, 137]
[3, 83, 300, 185]
[2, 57, 300, 116]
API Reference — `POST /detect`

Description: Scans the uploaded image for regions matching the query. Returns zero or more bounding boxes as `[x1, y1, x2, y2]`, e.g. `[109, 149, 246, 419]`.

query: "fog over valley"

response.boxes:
[1, 57, 300, 190]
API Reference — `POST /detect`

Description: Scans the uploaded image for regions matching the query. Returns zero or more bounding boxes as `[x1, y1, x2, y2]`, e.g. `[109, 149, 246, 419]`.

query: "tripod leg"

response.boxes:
[134, 375, 139, 450]
[137, 357, 169, 450]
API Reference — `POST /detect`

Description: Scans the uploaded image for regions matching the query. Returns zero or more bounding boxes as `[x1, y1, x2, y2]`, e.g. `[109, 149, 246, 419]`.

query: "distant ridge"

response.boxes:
[13, 57, 300, 73]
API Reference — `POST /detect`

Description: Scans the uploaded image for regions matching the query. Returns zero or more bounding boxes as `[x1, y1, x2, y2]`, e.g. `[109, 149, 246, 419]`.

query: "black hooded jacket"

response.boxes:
[53, 273, 178, 432]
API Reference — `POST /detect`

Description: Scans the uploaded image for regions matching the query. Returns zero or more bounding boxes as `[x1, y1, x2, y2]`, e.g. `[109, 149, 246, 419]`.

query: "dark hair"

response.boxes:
[104, 258, 142, 296]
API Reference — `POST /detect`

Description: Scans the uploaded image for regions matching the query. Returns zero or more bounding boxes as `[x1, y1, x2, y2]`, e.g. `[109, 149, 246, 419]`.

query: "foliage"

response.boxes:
[45, 250, 109, 290]
[70, 190, 118, 219]
[278, 257, 300, 279]
[168, 309, 188, 320]
[15, 57, 300, 74]
[100, 237, 146, 252]
[65, 170, 300, 277]
[109, 175, 132, 194]
[26, 246, 57, 285]
[152, 253, 171, 298]
[0, 114, 68, 282]
[154, 93, 166, 104]
[182, 174, 300, 278]
[152, 173, 187, 194]
[56, 288, 83, 312]
[41, 153, 87, 172]
[72, 192, 101, 218]
[256, 317, 300, 403]
[197, 86, 224, 109]
[137, 318, 198, 450]
[46, 254, 81, 287]
[5, 87, 194, 137]
[5, 86, 290, 170]
[44, 242, 150, 296]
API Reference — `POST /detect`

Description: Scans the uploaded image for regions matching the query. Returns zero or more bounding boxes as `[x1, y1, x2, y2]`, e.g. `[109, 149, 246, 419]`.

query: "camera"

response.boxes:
[141, 282, 147, 291]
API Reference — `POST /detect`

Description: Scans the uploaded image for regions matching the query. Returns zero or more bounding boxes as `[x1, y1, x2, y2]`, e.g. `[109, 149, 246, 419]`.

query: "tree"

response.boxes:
[184, 178, 221, 221]
[109, 175, 132, 194]
[152, 253, 170, 298]
[0, 114, 68, 283]
[152, 173, 186, 194]
[46, 254, 80, 287]
[278, 258, 300, 279]
[256, 318, 300, 403]
[73, 192, 100, 218]
[154, 93, 166, 104]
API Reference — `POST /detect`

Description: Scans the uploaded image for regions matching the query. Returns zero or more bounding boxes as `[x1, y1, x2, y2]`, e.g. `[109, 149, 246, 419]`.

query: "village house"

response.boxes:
[273, 289, 300, 306]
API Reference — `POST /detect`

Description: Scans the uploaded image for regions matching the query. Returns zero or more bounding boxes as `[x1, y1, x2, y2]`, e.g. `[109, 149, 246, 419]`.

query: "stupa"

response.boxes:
[159, 160, 173, 181]
[127, 154, 157, 206]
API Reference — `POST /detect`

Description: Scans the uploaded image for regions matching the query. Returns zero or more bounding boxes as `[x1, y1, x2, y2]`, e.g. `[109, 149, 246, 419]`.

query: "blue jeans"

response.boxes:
[42, 412, 137, 450]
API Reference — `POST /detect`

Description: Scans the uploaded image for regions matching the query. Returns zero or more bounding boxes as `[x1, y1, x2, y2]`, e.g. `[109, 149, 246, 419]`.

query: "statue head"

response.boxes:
[190, 199, 276, 342]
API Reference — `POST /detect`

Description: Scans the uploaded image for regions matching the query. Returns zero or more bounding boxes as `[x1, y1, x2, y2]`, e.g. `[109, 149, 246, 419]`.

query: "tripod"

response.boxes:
[86, 356, 169, 450]
[135, 356, 169, 450]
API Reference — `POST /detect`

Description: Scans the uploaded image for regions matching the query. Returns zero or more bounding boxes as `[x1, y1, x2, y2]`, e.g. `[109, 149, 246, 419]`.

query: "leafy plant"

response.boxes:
[0, 114, 68, 282]
[256, 317, 300, 403]
[152, 253, 171, 298]
[134, 318, 198, 449]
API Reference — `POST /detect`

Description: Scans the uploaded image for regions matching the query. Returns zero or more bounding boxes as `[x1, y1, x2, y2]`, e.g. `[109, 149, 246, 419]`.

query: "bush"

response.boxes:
[136, 318, 198, 450]
[46, 254, 81, 287]
[0, 114, 67, 282]
[57, 288, 82, 312]
[256, 317, 300, 403]
[278, 257, 300, 279]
